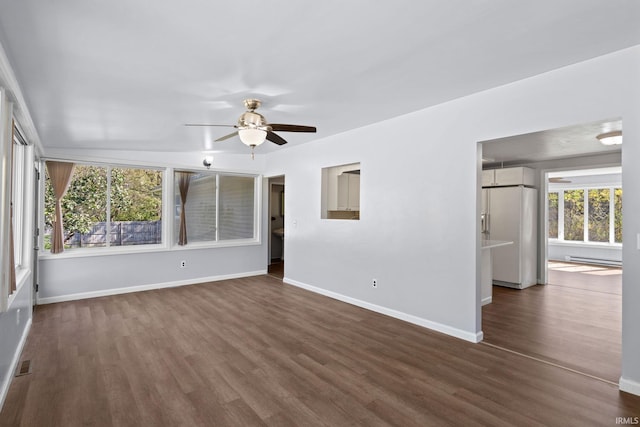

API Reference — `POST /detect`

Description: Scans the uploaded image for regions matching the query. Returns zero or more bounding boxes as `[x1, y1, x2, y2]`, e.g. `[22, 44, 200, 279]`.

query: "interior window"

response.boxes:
[321, 162, 360, 220]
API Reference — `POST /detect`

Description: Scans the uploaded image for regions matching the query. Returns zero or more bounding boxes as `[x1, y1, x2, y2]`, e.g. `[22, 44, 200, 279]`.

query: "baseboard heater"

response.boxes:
[565, 256, 622, 267]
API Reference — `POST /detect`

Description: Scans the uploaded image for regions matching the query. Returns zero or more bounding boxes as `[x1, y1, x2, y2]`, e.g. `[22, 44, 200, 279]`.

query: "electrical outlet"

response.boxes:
[180, 260, 186, 268]
[372, 279, 377, 288]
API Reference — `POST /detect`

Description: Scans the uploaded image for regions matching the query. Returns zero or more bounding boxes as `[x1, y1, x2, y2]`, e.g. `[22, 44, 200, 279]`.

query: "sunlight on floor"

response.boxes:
[548, 261, 622, 276]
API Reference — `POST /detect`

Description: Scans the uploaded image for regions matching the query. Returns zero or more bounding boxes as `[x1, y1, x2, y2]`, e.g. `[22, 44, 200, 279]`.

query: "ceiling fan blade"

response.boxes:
[266, 131, 288, 145]
[269, 124, 316, 133]
[184, 123, 235, 128]
[215, 131, 239, 142]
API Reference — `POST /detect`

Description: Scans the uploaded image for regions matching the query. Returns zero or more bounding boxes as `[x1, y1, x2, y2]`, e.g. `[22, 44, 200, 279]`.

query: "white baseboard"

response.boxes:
[0, 317, 32, 411]
[481, 296, 492, 306]
[620, 377, 640, 396]
[37, 270, 267, 305]
[283, 277, 482, 343]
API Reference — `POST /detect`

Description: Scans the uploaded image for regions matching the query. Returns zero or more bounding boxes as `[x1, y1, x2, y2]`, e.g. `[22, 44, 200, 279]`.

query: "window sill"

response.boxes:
[15, 267, 30, 288]
[38, 238, 261, 260]
[548, 239, 622, 249]
[39, 244, 170, 260]
[172, 239, 261, 250]
[7, 267, 31, 309]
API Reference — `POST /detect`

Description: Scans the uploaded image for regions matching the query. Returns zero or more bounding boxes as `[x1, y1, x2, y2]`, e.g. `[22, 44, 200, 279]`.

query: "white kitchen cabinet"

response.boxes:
[482, 169, 495, 187]
[337, 173, 360, 210]
[482, 167, 535, 187]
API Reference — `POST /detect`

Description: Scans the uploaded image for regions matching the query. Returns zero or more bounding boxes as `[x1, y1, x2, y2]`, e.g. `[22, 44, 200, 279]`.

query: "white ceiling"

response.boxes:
[481, 118, 623, 166]
[1, 1, 639, 156]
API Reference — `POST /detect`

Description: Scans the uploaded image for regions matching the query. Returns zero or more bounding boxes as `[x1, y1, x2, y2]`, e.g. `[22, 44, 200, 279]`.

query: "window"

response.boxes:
[174, 171, 258, 245]
[549, 185, 622, 244]
[563, 189, 584, 241]
[219, 175, 255, 240]
[10, 120, 31, 296]
[614, 189, 623, 243]
[11, 136, 26, 267]
[588, 188, 610, 243]
[548, 192, 558, 239]
[44, 163, 163, 251]
[176, 173, 217, 244]
[110, 167, 163, 246]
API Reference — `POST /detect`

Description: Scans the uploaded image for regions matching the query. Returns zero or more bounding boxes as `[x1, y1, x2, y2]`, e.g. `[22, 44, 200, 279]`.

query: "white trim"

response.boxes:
[0, 40, 42, 154]
[38, 244, 170, 260]
[481, 296, 492, 306]
[36, 270, 267, 305]
[0, 317, 31, 411]
[283, 277, 482, 343]
[38, 239, 262, 260]
[548, 239, 622, 249]
[619, 377, 640, 397]
[7, 267, 30, 307]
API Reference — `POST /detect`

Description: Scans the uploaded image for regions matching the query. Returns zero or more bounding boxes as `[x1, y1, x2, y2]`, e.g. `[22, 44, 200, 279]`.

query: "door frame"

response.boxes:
[266, 175, 285, 266]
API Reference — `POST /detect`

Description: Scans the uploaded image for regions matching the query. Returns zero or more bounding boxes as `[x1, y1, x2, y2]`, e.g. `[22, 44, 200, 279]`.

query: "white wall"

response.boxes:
[1, 33, 37, 402]
[265, 46, 640, 393]
[0, 88, 35, 409]
[38, 245, 265, 303]
[0, 276, 32, 409]
[42, 147, 267, 172]
[548, 243, 621, 264]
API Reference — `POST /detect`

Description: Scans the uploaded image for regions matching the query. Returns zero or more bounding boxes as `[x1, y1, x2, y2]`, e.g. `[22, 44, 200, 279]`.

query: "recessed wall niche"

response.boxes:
[321, 162, 360, 220]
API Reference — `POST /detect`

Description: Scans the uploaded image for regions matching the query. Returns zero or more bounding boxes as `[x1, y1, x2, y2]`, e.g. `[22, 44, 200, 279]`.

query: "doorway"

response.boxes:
[267, 176, 285, 279]
[479, 118, 623, 384]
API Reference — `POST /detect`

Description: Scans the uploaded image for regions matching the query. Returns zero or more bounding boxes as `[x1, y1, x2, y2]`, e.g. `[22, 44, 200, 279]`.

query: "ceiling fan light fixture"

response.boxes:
[238, 128, 267, 147]
[596, 130, 622, 146]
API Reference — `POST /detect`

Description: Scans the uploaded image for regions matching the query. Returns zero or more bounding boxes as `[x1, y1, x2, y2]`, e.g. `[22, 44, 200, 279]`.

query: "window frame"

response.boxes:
[9, 121, 33, 295]
[11, 138, 26, 267]
[39, 162, 262, 259]
[172, 169, 261, 249]
[548, 184, 622, 246]
[321, 162, 361, 220]
[39, 160, 169, 258]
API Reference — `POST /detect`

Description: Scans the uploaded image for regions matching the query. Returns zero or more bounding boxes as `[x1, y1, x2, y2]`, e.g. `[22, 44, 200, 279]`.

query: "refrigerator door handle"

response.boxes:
[481, 213, 489, 234]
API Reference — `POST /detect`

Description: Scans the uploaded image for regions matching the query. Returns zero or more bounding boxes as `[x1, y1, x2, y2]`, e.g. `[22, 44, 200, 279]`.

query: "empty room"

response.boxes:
[1, 2, 640, 426]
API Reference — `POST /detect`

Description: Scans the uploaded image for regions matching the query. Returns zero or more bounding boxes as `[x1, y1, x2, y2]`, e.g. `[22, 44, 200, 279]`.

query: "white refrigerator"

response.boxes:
[481, 185, 537, 289]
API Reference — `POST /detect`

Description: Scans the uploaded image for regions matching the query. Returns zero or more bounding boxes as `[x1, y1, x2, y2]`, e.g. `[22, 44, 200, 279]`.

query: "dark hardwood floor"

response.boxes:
[2, 274, 639, 426]
[483, 262, 622, 384]
[267, 260, 284, 279]
[547, 261, 621, 295]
